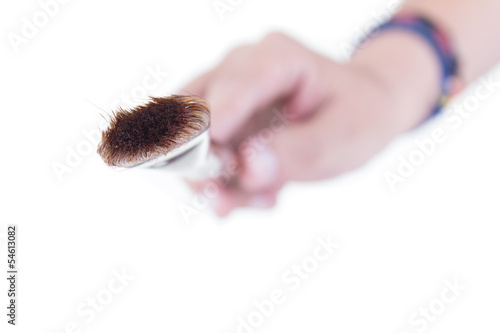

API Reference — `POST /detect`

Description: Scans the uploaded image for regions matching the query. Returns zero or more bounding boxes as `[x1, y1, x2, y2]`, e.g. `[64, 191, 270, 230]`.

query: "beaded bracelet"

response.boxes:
[359, 13, 463, 118]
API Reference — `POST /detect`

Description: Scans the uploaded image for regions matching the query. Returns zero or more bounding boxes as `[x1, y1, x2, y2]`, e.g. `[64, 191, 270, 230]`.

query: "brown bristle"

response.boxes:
[97, 95, 210, 167]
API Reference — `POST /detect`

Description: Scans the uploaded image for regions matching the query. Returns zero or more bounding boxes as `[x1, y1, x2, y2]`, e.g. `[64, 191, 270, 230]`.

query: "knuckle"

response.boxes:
[261, 31, 291, 45]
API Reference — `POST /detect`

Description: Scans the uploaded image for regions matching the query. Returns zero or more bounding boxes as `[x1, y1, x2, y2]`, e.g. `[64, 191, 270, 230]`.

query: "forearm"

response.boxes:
[404, 0, 500, 83]
[349, 0, 500, 133]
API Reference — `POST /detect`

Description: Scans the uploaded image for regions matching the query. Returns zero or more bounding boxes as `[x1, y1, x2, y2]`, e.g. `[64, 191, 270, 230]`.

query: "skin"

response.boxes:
[182, 0, 500, 217]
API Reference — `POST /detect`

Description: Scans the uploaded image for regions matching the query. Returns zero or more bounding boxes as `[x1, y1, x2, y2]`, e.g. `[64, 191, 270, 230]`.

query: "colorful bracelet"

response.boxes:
[359, 13, 463, 118]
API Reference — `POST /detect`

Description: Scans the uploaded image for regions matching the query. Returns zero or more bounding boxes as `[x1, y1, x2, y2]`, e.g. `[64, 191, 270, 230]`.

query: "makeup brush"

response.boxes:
[97, 95, 221, 179]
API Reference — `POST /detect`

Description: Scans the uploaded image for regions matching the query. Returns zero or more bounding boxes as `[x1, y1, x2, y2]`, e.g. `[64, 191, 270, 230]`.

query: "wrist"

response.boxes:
[349, 30, 442, 132]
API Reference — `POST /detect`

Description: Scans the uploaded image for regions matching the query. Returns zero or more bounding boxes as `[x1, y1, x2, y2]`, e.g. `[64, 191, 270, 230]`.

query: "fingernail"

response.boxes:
[211, 194, 223, 213]
[248, 195, 273, 209]
[244, 142, 279, 191]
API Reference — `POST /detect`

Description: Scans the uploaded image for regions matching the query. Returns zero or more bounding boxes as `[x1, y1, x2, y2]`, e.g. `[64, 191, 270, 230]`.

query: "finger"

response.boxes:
[205, 33, 320, 144]
[185, 177, 277, 217]
[183, 145, 239, 211]
[179, 70, 214, 97]
[212, 187, 278, 217]
[237, 99, 367, 193]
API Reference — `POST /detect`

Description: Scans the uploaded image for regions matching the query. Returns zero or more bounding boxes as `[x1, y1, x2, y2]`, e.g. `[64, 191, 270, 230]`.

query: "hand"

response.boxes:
[182, 31, 440, 216]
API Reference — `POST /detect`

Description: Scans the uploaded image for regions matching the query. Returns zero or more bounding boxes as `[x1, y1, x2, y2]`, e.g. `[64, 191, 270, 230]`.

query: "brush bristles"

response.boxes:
[97, 95, 210, 167]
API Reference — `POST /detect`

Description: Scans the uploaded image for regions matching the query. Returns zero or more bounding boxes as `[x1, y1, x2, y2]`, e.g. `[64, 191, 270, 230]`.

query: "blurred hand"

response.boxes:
[182, 32, 440, 216]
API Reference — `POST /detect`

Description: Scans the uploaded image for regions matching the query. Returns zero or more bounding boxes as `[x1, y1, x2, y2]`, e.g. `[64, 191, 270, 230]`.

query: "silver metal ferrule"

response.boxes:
[111, 130, 221, 180]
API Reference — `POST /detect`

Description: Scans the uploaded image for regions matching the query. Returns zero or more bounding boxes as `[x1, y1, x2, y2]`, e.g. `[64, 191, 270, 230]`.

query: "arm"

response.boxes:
[183, 0, 500, 216]
[405, 0, 500, 83]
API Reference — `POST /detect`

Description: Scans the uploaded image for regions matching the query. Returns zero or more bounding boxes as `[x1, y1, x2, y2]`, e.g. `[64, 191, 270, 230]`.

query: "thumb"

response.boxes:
[237, 98, 369, 193]
[238, 137, 281, 193]
[237, 110, 328, 193]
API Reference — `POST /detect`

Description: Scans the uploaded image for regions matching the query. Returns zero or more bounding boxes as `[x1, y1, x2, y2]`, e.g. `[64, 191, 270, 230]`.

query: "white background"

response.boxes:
[1, 0, 500, 332]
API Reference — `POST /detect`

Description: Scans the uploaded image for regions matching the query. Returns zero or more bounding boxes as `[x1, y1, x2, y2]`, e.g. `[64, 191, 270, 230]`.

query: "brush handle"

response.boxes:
[189, 150, 222, 181]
